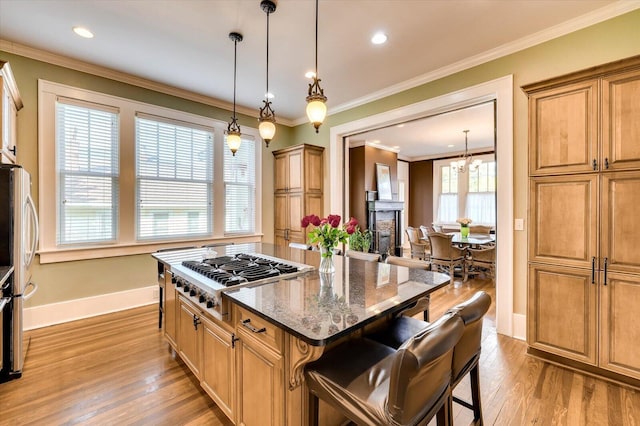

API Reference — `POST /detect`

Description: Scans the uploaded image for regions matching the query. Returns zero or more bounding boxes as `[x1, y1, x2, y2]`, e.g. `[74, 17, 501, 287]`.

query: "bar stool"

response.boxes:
[304, 312, 464, 426]
[366, 291, 491, 425]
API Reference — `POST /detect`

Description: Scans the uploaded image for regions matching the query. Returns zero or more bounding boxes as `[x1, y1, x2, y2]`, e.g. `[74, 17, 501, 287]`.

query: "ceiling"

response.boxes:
[1, 0, 633, 126]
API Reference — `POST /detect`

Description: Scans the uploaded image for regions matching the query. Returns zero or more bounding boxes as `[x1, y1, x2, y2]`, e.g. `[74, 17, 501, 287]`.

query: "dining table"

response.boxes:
[448, 232, 495, 247]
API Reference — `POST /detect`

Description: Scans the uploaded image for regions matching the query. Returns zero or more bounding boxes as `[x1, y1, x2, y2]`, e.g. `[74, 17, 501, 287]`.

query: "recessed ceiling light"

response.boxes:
[265, 92, 274, 99]
[371, 32, 387, 45]
[448, 144, 455, 148]
[73, 26, 94, 39]
[392, 145, 400, 150]
[371, 139, 380, 144]
[396, 124, 405, 128]
[305, 71, 316, 79]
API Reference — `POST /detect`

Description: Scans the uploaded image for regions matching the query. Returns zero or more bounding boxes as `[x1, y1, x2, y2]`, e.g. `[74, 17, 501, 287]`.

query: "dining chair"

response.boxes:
[405, 226, 430, 260]
[467, 246, 496, 279]
[431, 223, 444, 233]
[469, 225, 492, 235]
[427, 232, 466, 285]
[305, 312, 464, 426]
[419, 225, 430, 239]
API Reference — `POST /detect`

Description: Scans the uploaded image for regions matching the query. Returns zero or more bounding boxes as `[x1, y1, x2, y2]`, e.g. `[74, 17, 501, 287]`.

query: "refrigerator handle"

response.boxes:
[23, 281, 38, 301]
[26, 193, 39, 268]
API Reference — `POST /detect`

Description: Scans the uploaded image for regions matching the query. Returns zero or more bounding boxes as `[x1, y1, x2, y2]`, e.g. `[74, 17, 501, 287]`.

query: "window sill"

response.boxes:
[38, 234, 263, 264]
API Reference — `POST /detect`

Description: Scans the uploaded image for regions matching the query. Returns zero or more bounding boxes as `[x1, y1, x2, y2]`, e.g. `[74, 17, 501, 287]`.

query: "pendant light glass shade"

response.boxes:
[258, 0, 277, 147]
[226, 32, 243, 156]
[306, 0, 327, 133]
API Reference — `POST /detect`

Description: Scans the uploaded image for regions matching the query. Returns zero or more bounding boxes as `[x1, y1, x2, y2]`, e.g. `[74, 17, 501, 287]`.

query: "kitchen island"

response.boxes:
[153, 243, 450, 426]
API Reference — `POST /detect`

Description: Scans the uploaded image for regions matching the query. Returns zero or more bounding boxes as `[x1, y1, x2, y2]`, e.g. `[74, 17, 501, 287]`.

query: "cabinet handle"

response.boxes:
[241, 318, 266, 334]
[8, 146, 16, 155]
[592, 159, 597, 170]
[604, 157, 609, 169]
[603, 257, 608, 286]
[231, 333, 240, 349]
[193, 314, 201, 330]
[591, 257, 596, 284]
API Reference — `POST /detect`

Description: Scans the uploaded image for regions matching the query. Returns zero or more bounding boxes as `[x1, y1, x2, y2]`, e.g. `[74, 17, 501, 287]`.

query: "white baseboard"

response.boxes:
[512, 313, 526, 341]
[24, 285, 158, 330]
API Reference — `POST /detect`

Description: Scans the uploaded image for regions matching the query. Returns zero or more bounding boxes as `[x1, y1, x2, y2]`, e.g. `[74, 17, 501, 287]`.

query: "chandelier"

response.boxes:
[226, 32, 243, 156]
[306, 0, 327, 133]
[451, 130, 481, 173]
[258, 0, 277, 147]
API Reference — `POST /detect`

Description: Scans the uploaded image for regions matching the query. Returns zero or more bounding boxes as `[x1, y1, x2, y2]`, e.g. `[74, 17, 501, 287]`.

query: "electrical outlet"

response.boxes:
[152, 288, 159, 300]
[514, 218, 524, 231]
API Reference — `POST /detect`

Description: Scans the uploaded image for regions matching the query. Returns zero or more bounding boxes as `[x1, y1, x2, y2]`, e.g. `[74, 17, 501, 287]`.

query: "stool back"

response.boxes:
[445, 291, 491, 384]
[387, 312, 464, 425]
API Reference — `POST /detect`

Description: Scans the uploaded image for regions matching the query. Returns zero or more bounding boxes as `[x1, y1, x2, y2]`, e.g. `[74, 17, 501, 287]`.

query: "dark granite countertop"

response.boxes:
[223, 245, 450, 346]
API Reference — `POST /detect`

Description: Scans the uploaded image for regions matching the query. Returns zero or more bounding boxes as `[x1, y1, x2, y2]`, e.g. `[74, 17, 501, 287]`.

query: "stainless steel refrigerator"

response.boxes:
[0, 164, 39, 382]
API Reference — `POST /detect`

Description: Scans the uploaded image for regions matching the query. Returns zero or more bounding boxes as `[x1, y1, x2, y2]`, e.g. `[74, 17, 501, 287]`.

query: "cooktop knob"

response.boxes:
[199, 294, 206, 303]
[190, 288, 197, 297]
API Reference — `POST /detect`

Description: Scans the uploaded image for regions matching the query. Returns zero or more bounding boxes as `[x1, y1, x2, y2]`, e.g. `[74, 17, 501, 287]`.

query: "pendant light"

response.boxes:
[451, 130, 482, 173]
[258, 0, 277, 147]
[226, 32, 243, 156]
[306, 0, 327, 133]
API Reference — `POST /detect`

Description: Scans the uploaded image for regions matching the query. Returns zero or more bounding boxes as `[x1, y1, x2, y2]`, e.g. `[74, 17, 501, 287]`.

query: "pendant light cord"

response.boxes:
[266, 9, 270, 98]
[233, 37, 238, 119]
[314, 0, 319, 75]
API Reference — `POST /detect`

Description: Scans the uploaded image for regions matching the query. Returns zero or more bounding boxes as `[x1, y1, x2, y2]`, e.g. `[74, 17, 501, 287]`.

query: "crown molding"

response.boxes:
[291, 1, 640, 125]
[0, 39, 297, 127]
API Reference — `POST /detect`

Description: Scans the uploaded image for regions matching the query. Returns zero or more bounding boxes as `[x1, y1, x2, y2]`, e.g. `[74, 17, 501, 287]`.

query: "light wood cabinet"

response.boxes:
[177, 297, 202, 379]
[201, 315, 236, 422]
[273, 144, 324, 246]
[235, 306, 284, 426]
[0, 61, 23, 165]
[525, 56, 640, 383]
[164, 270, 177, 349]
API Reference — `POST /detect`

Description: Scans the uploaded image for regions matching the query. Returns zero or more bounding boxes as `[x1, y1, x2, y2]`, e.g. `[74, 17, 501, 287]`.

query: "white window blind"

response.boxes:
[224, 135, 256, 234]
[466, 161, 496, 225]
[55, 99, 119, 245]
[136, 115, 213, 240]
[436, 165, 458, 223]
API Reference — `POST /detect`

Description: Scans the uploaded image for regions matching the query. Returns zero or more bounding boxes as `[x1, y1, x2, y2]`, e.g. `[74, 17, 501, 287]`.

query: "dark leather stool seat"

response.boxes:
[304, 312, 464, 426]
[366, 291, 491, 425]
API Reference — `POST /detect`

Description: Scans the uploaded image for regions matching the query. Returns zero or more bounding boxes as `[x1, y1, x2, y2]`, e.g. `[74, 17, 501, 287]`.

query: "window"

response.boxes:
[436, 165, 458, 223]
[224, 135, 256, 234]
[55, 99, 119, 245]
[38, 81, 261, 262]
[433, 154, 496, 227]
[136, 115, 213, 240]
[466, 161, 496, 225]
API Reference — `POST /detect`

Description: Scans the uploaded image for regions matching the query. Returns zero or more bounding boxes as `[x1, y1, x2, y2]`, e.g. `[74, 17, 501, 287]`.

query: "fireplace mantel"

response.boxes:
[367, 200, 404, 212]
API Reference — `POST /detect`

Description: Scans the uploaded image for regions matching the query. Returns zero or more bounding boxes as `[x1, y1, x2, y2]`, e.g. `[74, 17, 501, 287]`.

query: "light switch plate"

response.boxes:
[514, 218, 524, 231]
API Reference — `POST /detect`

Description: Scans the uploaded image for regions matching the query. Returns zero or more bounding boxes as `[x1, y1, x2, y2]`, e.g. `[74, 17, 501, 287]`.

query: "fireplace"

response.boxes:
[366, 200, 404, 256]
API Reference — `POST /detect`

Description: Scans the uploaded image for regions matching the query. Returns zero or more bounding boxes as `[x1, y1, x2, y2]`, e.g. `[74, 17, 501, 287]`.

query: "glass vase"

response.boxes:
[461, 225, 470, 238]
[319, 245, 335, 274]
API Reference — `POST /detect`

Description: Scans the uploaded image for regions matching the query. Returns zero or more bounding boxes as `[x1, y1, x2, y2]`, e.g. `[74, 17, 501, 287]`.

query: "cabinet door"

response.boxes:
[235, 331, 284, 426]
[274, 153, 288, 192]
[528, 79, 599, 175]
[304, 148, 323, 193]
[164, 272, 177, 349]
[288, 193, 304, 236]
[601, 171, 640, 275]
[602, 68, 640, 171]
[274, 193, 288, 234]
[287, 150, 303, 192]
[529, 175, 598, 268]
[178, 297, 202, 379]
[528, 263, 597, 365]
[201, 315, 235, 422]
[599, 271, 640, 380]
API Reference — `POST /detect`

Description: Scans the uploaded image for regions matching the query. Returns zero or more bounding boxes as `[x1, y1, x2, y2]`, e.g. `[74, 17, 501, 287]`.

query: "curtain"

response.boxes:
[465, 192, 496, 225]
[437, 193, 458, 223]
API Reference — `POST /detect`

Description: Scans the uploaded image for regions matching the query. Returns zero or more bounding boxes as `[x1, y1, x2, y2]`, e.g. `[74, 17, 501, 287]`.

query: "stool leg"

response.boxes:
[423, 295, 430, 322]
[308, 392, 319, 426]
[470, 364, 483, 426]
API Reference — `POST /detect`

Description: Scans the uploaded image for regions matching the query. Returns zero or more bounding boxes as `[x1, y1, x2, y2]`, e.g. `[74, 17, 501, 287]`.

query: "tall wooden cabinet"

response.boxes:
[0, 61, 23, 165]
[273, 144, 324, 246]
[525, 56, 640, 384]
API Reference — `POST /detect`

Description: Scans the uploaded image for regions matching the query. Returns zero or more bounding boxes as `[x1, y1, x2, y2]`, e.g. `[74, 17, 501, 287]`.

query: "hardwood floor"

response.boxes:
[1, 276, 639, 425]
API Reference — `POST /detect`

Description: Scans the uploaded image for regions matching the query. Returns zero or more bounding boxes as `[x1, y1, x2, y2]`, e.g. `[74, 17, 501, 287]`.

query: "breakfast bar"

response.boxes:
[154, 243, 450, 425]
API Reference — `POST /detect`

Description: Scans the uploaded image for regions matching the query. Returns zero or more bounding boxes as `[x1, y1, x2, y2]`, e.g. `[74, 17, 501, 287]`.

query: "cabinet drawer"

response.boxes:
[235, 306, 283, 353]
